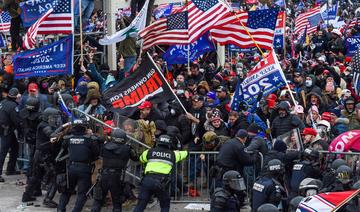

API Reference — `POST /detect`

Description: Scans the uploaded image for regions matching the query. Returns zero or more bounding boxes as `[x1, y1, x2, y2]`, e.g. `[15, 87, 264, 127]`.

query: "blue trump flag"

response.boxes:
[345, 33, 360, 57]
[21, 0, 59, 27]
[14, 35, 73, 79]
[321, 2, 338, 21]
[154, 4, 173, 20]
[231, 50, 286, 107]
[163, 33, 215, 65]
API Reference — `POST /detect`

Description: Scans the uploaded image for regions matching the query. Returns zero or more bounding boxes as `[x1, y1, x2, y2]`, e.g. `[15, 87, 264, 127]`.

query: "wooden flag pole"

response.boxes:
[79, 0, 84, 66]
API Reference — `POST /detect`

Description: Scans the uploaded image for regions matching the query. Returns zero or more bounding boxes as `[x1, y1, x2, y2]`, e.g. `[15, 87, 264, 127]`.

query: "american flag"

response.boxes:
[36, 0, 73, 34]
[352, 48, 360, 96]
[210, 9, 279, 51]
[0, 11, 11, 33]
[23, 9, 54, 50]
[295, 7, 322, 36]
[140, 0, 231, 50]
[348, 18, 360, 29]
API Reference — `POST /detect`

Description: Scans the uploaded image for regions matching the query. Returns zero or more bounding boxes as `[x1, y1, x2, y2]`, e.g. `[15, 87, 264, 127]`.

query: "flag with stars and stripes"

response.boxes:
[140, 0, 232, 50]
[23, 8, 54, 50]
[20, 0, 73, 34]
[273, 11, 285, 49]
[295, 7, 322, 37]
[210, 9, 279, 51]
[352, 48, 360, 96]
[231, 50, 286, 106]
[0, 11, 11, 33]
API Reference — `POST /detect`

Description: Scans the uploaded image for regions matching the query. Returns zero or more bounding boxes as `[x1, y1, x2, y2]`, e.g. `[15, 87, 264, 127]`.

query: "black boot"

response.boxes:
[33, 189, 42, 197]
[0, 176, 4, 182]
[22, 192, 36, 202]
[43, 198, 58, 208]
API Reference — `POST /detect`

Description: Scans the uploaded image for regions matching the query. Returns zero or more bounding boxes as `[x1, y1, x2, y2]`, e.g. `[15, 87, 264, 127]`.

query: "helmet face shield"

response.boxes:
[337, 172, 351, 184]
[305, 189, 318, 196]
[229, 177, 246, 192]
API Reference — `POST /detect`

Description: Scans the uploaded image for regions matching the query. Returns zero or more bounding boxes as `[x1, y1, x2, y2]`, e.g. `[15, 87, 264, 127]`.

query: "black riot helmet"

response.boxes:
[111, 128, 127, 143]
[71, 119, 88, 133]
[157, 135, 172, 148]
[257, 203, 279, 212]
[25, 97, 40, 112]
[303, 148, 319, 161]
[299, 178, 323, 197]
[42, 108, 62, 127]
[288, 196, 304, 212]
[222, 170, 246, 192]
[331, 159, 347, 170]
[267, 159, 285, 175]
[336, 165, 353, 184]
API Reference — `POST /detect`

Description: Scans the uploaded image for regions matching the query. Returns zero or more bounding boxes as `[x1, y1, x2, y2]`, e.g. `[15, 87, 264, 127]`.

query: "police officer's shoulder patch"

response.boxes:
[293, 164, 304, 170]
[253, 182, 265, 192]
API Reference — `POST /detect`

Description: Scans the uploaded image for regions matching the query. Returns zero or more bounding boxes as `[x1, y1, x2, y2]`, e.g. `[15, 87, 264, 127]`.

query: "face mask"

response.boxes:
[305, 80, 313, 87]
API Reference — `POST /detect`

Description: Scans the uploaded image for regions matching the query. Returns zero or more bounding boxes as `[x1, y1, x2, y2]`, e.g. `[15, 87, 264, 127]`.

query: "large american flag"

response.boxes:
[210, 9, 279, 51]
[140, 0, 231, 50]
[35, 0, 73, 34]
[23, 9, 54, 50]
[0, 11, 11, 33]
[352, 48, 360, 96]
[295, 7, 322, 36]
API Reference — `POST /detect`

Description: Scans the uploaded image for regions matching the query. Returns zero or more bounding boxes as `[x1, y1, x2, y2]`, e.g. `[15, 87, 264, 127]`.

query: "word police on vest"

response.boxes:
[152, 151, 171, 159]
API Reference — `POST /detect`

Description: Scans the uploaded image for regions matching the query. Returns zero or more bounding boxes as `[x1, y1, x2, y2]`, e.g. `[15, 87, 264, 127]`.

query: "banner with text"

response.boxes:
[14, 35, 73, 79]
[345, 34, 360, 57]
[104, 54, 174, 115]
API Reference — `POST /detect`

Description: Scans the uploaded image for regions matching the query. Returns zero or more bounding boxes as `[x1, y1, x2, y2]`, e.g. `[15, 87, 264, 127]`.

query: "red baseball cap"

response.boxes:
[303, 128, 317, 136]
[138, 101, 152, 109]
[28, 83, 39, 92]
[321, 112, 332, 122]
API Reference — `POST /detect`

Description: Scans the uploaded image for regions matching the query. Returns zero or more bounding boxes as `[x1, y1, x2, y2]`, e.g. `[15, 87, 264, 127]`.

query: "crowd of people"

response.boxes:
[0, 0, 360, 211]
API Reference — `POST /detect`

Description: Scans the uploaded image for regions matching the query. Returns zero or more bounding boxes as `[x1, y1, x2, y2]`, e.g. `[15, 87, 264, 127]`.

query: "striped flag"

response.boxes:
[210, 9, 279, 51]
[352, 48, 360, 96]
[21, 0, 73, 35]
[348, 18, 360, 29]
[140, 0, 232, 50]
[0, 11, 11, 33]
[295, 7, 322, 36]
[23, 9, 54, 50]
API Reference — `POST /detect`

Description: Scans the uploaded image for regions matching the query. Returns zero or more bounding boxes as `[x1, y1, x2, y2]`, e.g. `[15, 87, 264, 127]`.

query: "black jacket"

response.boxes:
[271, 114, 305, 138]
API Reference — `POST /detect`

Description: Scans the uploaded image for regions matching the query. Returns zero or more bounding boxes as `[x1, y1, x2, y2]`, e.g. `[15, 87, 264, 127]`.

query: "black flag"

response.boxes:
[104, 54, 174, 115]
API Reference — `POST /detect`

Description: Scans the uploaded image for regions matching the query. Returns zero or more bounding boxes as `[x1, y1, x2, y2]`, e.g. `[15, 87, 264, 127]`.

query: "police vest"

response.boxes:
[102, 142, 131, 169]
[67, 135, 94, 163]
[143, 147, 176, 175]
[290, 161, 311, 192]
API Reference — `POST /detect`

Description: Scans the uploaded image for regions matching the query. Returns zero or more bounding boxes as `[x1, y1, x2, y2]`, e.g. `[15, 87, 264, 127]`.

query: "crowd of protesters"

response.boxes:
[0, 0, 360, 211]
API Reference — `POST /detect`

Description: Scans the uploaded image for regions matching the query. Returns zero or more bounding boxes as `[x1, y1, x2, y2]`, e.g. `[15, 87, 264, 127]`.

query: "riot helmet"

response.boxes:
[25, 97, 40, 112]
[42, 108, 62, 127]
[111, 128, 127, 143]
[288, 196, 304, 212]
[222, 170, 246, 192]
[336, 165, 352, 184]
[331, 159, 347, 170]
[71, 119, 88, 133]
[303, 148, 319, 161]
[156, 135, 172, 148]
[257, 203, 279, 212]
[267, 159, 285, 175]
[299, 178, 323, 197]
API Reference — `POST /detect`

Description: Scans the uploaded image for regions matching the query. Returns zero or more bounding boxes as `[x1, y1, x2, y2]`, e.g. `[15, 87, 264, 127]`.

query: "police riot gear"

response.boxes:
[336, 165, 352, 184]
[331, 159, 347, 170]
[133, 144, 188, 212]
[257, 203, 279, 212]
[252, 159, 287, 211]
[57, 130, 100, 212]
[91, 129, 138, 212]
[210, 187, 240, 212]
[299, 178, 322, 197]
[42, 108, 62, 127]
[222, 170, 246, 192]
[71, 119, 88, 133]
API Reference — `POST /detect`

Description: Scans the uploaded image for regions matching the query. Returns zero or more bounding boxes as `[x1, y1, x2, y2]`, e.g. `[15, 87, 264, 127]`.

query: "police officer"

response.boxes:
[58, 119, 100, 212]
[322, 158, 347, 190]
[91, 128, 138, 212]
[133, 135, 188, 212]
[0, 88, 22, 182]
[19, 97, 42, 180]
[252, 159, 287, 211]
[288, 196, 304, 212]
[298, 178, 323, 197]
[325, 165, 354, 192]
[257, 203, 279, 212]
[289, 148, 321, 197]
[22, 107, 62, 208]
[210, 170, 246, 212]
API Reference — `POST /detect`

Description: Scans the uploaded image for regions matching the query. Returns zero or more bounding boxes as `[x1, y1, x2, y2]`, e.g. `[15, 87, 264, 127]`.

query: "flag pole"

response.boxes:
[79, 0, 84, 66]
[147, 52, 189, 114]
[186, 0, 190, 73]
[221, 0, 265, 57]
[283, 12, 286, 59]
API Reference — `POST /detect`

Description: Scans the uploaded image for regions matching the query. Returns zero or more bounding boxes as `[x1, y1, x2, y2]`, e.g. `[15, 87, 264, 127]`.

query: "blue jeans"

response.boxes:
[124, 56, 137, 73]
[82, 0, 94, 26]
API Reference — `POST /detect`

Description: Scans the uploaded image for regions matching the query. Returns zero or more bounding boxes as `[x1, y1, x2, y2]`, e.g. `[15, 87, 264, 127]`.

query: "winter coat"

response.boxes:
[341, 109, 360, 130]
[271, 114, 305, 138]
[331, 118, 349, 137]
